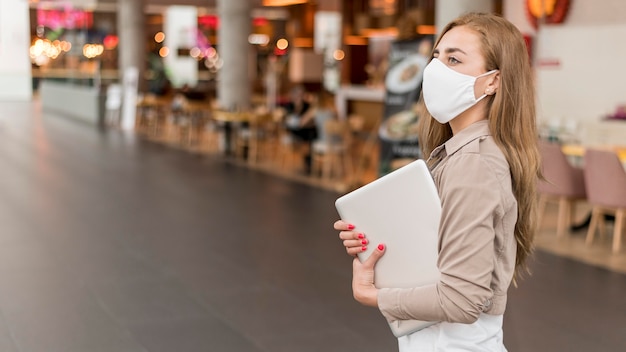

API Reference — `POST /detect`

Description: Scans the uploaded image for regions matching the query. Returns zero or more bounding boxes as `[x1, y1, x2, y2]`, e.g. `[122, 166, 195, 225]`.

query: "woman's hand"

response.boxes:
[352, 244, 386, 307]
[334, 220, 368, 256]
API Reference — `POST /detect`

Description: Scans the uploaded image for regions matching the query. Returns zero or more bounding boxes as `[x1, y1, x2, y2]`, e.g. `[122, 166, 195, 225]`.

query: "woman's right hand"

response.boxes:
[334, 220, 368, 256]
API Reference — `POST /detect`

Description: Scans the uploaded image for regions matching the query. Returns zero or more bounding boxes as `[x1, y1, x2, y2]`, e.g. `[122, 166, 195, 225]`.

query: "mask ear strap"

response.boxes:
[478, 69, 498, 78]
[481, 70, 499, 96]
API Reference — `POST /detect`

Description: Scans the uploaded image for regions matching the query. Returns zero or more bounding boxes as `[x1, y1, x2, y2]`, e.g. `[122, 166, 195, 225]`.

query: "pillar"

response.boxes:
[0, 0, 32, 101]
[117, 0, 145, 130]
[117, 0, 145, 90]
[217, 0, 252, 110]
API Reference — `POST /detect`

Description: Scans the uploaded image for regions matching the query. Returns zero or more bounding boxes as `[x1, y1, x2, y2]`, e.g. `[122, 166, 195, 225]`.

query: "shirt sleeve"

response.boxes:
[378, 152, 503, 324]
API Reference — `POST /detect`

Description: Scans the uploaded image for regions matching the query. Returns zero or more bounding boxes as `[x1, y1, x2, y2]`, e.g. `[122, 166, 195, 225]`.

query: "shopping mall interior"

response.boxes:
[0, 0, 625, 351]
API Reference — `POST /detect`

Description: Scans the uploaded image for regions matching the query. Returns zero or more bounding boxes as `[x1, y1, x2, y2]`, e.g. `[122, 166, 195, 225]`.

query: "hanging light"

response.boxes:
[262, 0, 308, 6]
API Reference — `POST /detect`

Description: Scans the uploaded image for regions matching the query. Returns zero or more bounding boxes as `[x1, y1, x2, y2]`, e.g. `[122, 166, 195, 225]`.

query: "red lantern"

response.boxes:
[103, 35, 119, 50]
[526, 0, 571, 28]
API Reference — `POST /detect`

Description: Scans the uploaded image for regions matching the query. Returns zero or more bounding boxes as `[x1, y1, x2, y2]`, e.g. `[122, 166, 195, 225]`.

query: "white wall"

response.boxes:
[435, 0, 492, 32]
[504, 0, 626, 132]
[535, 24, 626, 123]
[0, 0, 32, 101]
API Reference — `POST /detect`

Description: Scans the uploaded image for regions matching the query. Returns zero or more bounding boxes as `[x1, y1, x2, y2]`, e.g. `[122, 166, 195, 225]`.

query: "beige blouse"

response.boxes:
[378, 120, 518, 324]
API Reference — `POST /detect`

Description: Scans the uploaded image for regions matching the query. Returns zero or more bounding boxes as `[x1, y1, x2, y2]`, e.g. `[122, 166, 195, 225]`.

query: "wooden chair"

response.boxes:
[583, 148, 626, 253]
[234, 111, 273, 164]
[177, 101, 212, 149]
[135, 94, 168, 137]
[197, 114, 220, 154]
[269, 109, 309, 173]
[346, 115, 380, 189]
[311, 119, 353, 182]
[537, 140, 587, 238]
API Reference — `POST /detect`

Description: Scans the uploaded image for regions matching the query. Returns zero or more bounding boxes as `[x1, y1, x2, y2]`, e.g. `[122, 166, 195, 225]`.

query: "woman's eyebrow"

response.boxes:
[433, 47, 468, 56]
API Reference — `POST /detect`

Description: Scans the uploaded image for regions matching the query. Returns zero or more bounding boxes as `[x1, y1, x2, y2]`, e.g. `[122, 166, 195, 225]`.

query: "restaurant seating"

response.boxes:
[175, 100, 212, 148]
[270, 107, 309, 173]
[135, 94, 169, 137]
[344, 115, 381, 188]
[197, 115, 220, 154]
[311, 119, 353, 182]
[233, 111, 273, 164]
[583, 149, 626, 253]
[537, 140, 587, 238]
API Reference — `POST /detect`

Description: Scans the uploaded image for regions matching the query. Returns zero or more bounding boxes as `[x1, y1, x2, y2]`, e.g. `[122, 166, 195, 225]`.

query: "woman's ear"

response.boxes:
[485, 71, 500, 95]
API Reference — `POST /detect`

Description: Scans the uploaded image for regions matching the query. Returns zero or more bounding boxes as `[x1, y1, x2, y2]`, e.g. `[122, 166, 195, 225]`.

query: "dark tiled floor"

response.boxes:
[0, 100, 624, 352]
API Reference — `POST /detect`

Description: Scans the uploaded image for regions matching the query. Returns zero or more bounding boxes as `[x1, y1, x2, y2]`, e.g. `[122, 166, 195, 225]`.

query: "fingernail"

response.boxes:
[361, 239, 368, 245]
[378, 244, 385, 251]
[347, 224, 355, 230]
[361, 246, 367, 251]
[357, 233, 364, 239]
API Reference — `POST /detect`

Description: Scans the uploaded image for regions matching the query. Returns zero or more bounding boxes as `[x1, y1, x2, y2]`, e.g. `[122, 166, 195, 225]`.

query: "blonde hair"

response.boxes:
[417, 13, 540, 281]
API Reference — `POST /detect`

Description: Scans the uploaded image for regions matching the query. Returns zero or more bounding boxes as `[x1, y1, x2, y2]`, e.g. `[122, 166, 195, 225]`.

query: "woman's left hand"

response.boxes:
[352, 243, 386, 307]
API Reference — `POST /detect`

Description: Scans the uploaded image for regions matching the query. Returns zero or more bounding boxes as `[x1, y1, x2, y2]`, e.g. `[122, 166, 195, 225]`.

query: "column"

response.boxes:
[0, 0, 32, 101]
[117, 0, 145, 130]
[217, 0, 252, 110]
[117, 0, 146, 89]
[435, 0, 492, 31]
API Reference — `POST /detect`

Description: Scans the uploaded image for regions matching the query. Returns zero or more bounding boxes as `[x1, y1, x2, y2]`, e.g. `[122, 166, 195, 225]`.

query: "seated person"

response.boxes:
[300, 90, 338, 146]
[283, 85, 317, 143]
[281, 85, 317, 173]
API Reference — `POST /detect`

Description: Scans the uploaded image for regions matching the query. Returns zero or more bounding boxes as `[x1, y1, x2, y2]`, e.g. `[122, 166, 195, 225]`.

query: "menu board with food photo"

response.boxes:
[379, 35, 433, 175]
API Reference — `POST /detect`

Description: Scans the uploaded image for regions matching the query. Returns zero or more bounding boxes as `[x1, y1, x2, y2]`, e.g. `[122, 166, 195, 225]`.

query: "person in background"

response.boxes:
[334, 12, 541, 351]
[299, 90, 337, 146]
[283, 85, 317, 173]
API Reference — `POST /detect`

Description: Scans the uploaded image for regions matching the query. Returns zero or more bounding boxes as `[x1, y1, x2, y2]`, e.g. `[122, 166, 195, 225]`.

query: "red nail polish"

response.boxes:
[357, 233, 364, 239]
[378, 244, 385, 251]
[347, 224, 355, 230]
[361, 246, 367, 251]
[361, 239, 368, 245]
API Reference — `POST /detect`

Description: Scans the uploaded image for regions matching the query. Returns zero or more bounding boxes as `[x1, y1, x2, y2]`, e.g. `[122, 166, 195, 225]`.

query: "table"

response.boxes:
[334, 85, 385, 120]
[561, 144, 626, 169]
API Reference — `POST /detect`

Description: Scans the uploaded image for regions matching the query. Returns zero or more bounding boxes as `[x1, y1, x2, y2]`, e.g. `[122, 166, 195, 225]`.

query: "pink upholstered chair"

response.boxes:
[583, 149, 626, 253]
[537, 140, 587, 238]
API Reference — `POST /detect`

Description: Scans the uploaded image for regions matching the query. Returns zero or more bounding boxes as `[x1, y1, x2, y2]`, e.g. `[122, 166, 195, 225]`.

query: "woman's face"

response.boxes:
[432, 25, 494, 98]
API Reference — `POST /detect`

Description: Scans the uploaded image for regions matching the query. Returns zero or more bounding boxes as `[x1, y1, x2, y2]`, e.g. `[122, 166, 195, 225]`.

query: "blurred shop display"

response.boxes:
[378, 32, 433, 175]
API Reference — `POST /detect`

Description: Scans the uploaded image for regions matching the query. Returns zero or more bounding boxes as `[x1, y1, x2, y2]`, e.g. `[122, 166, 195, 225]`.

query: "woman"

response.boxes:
[282, 85, 317, 173]
[299, 90, 337, 145]
[334, 13, 540, 351]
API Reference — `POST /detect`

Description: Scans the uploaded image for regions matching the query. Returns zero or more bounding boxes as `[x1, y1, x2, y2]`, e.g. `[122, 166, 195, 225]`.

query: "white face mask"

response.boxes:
[422, 58, 498, 124]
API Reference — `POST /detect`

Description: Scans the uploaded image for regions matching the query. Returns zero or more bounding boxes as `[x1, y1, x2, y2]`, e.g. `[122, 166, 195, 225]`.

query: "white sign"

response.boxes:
[120, 66, 139, 130]
[314, 11, 342, 54]
[0, 0, 32, 100]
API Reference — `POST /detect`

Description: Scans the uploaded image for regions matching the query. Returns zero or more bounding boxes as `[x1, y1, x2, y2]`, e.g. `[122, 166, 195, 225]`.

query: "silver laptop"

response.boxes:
[335, 159, 441, 337]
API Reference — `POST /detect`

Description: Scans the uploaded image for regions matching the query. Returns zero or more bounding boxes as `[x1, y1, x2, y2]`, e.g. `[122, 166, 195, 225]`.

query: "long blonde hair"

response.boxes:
[417, 13, 540, 281]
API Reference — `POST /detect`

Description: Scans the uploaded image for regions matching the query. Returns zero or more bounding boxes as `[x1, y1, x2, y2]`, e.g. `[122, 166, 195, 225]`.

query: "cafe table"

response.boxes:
[561, 143, 626, 169]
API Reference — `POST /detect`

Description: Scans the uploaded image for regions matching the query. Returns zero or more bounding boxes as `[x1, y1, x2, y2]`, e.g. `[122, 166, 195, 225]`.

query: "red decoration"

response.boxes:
[526, 0, 571, 28]
[103, 35, 119, 50]
[253, 17, 269, 27]
[37, 8, 93, 30]
[198, 15, 219, 30]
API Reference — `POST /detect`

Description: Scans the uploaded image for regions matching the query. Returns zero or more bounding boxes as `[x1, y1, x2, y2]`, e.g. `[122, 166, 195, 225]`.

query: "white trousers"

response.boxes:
[397, 313, 506, 352]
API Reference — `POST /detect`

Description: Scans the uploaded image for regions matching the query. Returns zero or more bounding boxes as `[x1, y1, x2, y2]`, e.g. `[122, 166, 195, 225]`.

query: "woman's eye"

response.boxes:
[448, 57, 460, 64]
